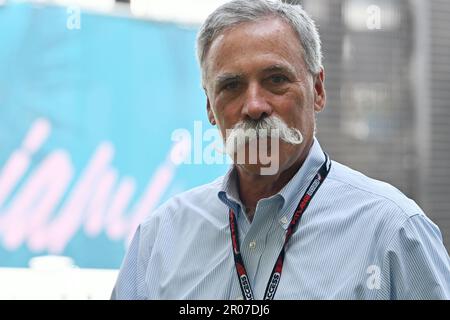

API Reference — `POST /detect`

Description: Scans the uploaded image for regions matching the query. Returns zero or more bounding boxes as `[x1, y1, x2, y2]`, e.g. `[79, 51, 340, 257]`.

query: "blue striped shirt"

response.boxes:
[112, 138, 450, 299]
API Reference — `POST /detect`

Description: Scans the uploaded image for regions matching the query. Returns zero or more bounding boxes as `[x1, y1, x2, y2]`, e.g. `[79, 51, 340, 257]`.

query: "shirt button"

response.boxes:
[280, 216, 289, 225]
[249, 241, 256, 249]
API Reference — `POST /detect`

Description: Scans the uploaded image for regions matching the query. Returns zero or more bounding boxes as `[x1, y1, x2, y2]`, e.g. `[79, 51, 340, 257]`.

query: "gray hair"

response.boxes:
[196, 0, 323, 87]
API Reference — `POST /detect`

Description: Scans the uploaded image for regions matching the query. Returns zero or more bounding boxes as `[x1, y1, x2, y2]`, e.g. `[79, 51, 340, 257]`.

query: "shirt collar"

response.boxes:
[218, 166, 243, 214]
[278, 138, 326, 210]
[218, 137, 326, 227]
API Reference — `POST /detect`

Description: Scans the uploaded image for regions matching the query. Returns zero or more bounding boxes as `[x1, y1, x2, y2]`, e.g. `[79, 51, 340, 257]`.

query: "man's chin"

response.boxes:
[226, 143, 282, 176]
[235, 162, 280, 176]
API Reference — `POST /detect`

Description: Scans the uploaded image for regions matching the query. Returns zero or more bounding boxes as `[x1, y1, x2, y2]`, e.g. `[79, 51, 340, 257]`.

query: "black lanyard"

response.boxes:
[229, 153, 331, 300]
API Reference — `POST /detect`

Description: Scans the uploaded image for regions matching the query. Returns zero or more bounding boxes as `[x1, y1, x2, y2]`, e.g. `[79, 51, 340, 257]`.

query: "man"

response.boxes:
[112, 0, 450, 299]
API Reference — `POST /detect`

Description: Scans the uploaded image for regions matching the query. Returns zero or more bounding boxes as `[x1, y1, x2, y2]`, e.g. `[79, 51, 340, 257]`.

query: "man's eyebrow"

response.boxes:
[262, 64, 297, 76]
[213, 65, 296, 87]
[214, 73, 243, 86]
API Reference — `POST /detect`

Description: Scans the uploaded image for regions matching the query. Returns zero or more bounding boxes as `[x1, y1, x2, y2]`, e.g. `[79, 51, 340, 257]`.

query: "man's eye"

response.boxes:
[223, 81, 239, 91]
[270, 75, 289, 84]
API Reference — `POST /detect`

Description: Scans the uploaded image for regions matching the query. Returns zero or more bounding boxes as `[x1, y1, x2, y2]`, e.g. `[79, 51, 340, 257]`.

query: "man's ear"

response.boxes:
[313, 68, 326, 113]
[206, 98, 216, 125]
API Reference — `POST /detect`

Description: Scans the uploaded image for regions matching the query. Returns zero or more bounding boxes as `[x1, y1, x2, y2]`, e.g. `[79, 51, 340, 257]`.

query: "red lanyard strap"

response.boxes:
[229, 153, 331, 300]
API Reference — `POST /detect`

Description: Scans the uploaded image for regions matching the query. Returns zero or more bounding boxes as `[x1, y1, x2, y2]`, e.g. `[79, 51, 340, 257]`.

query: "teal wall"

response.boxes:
[0, 3, 227, 268]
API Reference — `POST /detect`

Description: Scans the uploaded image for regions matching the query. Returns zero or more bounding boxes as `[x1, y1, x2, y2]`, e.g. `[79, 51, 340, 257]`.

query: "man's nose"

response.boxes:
[241, 83, 273, 120]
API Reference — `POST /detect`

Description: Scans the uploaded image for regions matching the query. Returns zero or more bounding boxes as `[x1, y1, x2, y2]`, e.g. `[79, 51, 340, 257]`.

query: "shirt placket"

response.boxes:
[239, 200, 280, 299]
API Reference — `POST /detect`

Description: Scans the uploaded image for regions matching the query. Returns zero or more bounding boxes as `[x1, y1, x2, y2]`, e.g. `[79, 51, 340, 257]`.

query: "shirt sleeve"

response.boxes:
[111, 226, 143, 300]
[381, 214, 450, 299]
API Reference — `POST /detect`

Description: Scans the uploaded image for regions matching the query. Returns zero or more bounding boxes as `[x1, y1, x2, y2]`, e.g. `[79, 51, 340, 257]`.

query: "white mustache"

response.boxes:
[224, 116, 303, 156]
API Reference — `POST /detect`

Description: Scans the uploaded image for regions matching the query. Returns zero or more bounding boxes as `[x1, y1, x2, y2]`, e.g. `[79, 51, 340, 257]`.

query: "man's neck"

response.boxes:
[236, 141, 313, 222]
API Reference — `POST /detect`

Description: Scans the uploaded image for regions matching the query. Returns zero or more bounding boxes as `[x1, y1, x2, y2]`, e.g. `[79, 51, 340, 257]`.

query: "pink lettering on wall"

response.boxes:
[0, 118, 186, 253]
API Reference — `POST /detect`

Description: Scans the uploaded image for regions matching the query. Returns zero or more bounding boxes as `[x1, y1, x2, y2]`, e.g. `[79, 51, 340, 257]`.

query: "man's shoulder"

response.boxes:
[173, 174, 226, 205]
[327, 160, 424, 220]
[140, 175, 227, 227]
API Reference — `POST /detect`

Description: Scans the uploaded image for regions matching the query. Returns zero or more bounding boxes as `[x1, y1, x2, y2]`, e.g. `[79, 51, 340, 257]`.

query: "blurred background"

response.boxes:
[0, 0, 449, 299]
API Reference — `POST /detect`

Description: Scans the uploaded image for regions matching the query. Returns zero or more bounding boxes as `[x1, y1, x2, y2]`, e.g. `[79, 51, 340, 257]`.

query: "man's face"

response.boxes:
[204, 17, 326, 175]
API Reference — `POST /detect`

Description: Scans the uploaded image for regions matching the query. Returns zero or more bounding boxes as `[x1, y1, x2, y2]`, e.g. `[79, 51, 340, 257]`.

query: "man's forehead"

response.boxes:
[209, 17, 295, 52]
[204, 19, 304, 75]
